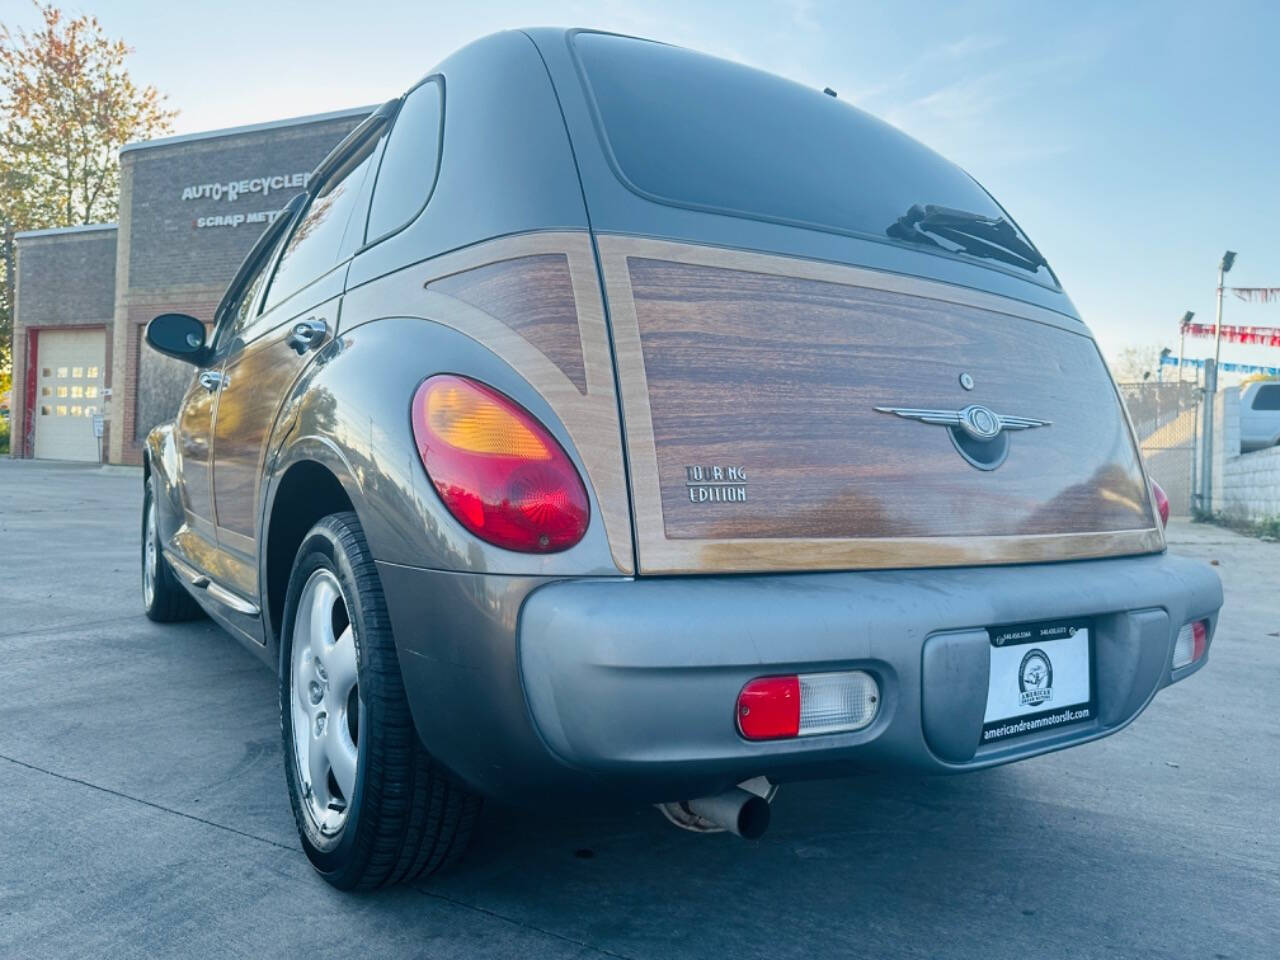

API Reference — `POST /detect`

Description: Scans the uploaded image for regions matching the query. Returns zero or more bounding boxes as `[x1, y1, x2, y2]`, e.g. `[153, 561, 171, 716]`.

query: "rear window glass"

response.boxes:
[366, 78, 444, 244]
[1253, 384, 1280, 410]
[574, 33, 1050, 280]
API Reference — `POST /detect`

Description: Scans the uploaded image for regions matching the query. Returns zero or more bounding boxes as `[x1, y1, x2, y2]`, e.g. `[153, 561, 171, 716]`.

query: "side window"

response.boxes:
[336, 134, 386, 262]
[1252, 384, 1280, 411]
[365, 79, 444, 244]
[262, 134, 381, 313]
[215, 235, 281, 350]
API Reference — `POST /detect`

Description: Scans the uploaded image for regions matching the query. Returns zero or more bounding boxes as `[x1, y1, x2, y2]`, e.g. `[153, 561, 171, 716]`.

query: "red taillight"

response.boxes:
[737, 676, 801, 740]
[411, 375, 589, 553]
[1151, 479, 1170, 528]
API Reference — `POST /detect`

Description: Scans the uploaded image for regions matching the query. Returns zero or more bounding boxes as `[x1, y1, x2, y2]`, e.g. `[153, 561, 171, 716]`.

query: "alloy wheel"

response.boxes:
[290, 569, 360, 840]
[143, 500, 158, 608]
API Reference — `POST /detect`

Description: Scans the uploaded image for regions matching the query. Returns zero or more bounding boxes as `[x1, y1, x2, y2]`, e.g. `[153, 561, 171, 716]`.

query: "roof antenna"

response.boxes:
[823, 87, 837, 98]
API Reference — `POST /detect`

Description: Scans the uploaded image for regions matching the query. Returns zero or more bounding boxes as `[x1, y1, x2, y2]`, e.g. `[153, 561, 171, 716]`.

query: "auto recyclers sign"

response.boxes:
[183, 171, 313, 229]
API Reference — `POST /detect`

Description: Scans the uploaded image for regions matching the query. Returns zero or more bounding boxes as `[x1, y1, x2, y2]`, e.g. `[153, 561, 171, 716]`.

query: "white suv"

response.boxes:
[1240, 382, 1280, 452]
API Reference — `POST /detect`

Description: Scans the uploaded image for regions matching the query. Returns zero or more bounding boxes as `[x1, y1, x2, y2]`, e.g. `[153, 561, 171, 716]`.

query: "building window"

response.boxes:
[71, 385, 84, 398]
[56, 405, 67, 416]
[70, 405, 83, 417]
[72, 366, 84, 378]
[56, 367, 68, 378]
[41, 405, 52, 416]
[87, 366, 100, 379]
[56, 386, 68, 398]
[41, 386, 52, 397]
[86, 386, 99, 398]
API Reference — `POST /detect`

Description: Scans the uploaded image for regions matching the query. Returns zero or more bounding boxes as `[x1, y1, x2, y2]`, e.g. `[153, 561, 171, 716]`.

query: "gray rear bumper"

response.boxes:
[380, 551, 1221, 805]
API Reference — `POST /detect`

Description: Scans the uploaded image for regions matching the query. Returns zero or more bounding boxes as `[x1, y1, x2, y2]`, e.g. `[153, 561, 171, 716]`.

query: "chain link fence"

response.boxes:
[1117, 381, 1202, 517]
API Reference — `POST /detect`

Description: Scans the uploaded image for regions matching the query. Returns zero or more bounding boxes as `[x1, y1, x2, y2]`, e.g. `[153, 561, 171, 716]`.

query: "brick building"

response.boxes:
[10, 105, 369, 463]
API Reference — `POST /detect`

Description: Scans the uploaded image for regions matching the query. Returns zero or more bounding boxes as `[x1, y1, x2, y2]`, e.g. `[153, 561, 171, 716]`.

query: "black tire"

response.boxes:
[142, 476, 204, 623]
[279, 511, 481, 890]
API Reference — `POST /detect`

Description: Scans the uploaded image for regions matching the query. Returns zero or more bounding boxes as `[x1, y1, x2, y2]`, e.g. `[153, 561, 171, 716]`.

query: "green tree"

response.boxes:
[0, 3, 176, 377]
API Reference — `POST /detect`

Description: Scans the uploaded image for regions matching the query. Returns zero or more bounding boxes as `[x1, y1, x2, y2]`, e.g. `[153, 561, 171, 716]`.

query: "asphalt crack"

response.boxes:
[2, 752, 638, 958]
[4, 613, 153, 641]
[0, 752, 297, 852]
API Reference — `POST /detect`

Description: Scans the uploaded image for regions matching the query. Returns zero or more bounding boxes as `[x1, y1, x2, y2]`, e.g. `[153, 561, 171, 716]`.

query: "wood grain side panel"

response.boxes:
[598, 235, 1162, 574]
[428, 255, 588, 394]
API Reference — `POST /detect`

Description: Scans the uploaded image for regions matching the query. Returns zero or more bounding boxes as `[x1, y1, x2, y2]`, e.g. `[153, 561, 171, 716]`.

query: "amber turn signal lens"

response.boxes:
[411, 375, 589, 553]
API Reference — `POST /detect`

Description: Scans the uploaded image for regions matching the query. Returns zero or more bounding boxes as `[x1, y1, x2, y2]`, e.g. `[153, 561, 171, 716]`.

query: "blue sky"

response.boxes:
[5, 0, 1278, 375]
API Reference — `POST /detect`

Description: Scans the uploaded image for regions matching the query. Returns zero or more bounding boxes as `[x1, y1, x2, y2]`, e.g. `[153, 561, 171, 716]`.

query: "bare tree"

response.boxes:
[1108, 345, 1166, 383]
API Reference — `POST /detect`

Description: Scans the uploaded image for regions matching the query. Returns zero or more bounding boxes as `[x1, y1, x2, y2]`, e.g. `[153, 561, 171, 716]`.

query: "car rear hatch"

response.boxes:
[595, 238, 1159, 574]
[546, 30, 1161, 575]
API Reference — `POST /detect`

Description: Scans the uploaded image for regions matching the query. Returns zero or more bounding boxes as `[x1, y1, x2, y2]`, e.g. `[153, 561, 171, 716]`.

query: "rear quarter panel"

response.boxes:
[263, 306, 627, 579]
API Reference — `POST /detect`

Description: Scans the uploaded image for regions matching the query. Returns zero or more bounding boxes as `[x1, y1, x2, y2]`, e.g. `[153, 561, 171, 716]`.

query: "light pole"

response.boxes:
[1177, 311, 1194, 383]
[1203, 251, 1236, 515]
[1213, 251, 1237, 371]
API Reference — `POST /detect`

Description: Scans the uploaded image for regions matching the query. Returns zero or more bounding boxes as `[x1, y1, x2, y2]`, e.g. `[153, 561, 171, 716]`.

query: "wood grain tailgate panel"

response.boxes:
[596, 235, 1161, 574]
[630, 258, 1149, 541]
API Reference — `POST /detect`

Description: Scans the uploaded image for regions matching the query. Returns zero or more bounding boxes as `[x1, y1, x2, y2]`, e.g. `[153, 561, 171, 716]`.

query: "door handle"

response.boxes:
[198, 371, 224, 392]
[287, 316, 329, 355]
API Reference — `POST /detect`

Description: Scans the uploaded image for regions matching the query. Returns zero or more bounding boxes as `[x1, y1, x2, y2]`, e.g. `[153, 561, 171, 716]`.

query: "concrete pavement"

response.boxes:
[1, 459, 1277, 959]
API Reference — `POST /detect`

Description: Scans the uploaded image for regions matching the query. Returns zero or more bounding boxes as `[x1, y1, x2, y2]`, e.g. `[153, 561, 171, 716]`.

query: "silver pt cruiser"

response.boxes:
[141, 29, 1223, 889]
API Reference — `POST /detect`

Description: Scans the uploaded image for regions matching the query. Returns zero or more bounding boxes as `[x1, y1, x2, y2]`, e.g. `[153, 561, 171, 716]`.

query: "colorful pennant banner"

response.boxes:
[1180, 320, 1280, 348]
[1160, 355, 1280, 377]
[1231, 287, 1280, 304]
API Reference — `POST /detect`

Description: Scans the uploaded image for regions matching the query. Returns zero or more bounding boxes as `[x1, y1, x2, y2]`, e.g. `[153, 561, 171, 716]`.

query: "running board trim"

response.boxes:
[206, 581, 261, 616]
[164, 551, 261, 617]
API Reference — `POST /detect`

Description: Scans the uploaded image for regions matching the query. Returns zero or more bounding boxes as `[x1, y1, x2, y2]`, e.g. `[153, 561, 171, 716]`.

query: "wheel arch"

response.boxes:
[142, 423, 184, 540]
[260, 440, 363, 670]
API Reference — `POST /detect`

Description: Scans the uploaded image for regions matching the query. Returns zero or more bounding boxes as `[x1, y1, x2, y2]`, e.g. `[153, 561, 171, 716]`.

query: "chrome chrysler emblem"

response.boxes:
[874, 404, 1051, 441]
[874, 404, 1051, 470]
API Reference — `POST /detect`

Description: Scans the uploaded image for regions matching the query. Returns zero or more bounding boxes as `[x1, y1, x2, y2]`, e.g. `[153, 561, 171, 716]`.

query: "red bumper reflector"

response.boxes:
[737, 671, 881, 740]
[1151, 479, 1170, 528]
[737, 676, 800, 740]
[1172, 619, 1209, 669]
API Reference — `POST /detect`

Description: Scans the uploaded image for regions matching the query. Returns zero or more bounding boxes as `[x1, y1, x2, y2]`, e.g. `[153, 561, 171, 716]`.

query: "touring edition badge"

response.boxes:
[684, 465, 748, 503]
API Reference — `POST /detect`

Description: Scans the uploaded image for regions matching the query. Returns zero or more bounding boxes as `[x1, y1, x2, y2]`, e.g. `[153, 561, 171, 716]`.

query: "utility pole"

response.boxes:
[1177, 311, 1194, 383]
[1201, 358, 1217, 515]
[1213, 251, 1237, 371]
[1204, 253, 1236, 515]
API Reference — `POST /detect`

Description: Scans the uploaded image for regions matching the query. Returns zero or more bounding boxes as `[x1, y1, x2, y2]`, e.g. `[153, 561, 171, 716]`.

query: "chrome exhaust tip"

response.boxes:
[675, 786, 771, 839]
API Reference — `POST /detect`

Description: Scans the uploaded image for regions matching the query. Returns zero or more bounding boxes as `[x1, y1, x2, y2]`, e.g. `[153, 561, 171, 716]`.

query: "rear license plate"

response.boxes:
[981, 619, 1094, 745]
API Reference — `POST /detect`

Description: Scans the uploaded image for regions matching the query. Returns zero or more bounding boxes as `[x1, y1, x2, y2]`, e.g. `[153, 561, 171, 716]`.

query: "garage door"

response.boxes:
[34, 329, 106, 462]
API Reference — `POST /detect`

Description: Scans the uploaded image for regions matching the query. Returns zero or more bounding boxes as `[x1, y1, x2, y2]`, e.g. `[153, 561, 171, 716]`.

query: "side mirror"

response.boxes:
[146, 313, 209, 365]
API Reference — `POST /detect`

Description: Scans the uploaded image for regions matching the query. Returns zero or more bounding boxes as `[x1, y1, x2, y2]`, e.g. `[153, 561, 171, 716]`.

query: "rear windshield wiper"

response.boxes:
[886, 204, 1049, 275]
